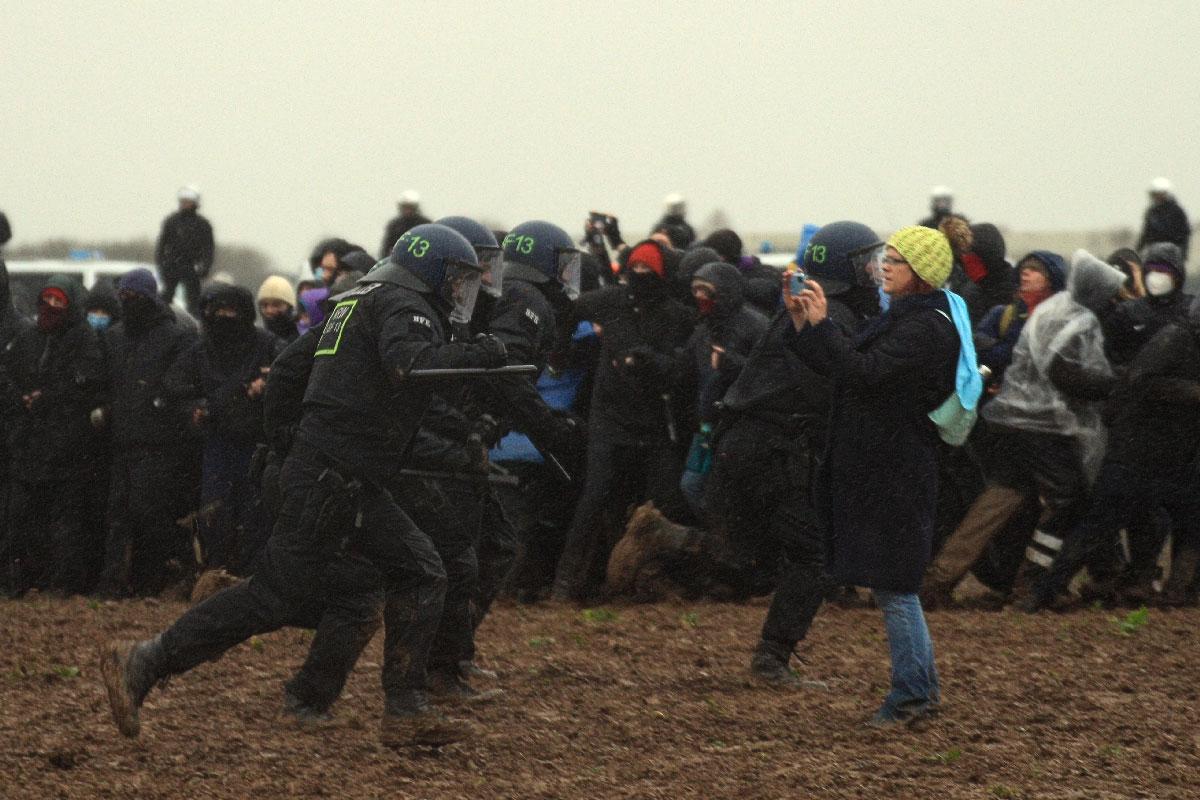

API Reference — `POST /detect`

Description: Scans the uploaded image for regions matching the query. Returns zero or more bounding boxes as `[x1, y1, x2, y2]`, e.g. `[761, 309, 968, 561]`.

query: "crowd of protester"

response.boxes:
[0, 179, 1196, 736]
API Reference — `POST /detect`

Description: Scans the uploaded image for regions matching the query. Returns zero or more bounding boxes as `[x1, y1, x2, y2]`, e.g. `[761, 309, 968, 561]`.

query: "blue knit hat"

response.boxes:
[118, 268, 158, 298]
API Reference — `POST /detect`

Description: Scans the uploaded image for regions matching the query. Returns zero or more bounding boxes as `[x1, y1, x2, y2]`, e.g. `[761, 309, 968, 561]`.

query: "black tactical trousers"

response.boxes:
[98, 446, 195, 596]
[2, 478, 91, 595]
[157, 439, 447, 712]
[552, 428, 686, 601]
[707, 416, 829, 647]
[394, 476, 484, 677]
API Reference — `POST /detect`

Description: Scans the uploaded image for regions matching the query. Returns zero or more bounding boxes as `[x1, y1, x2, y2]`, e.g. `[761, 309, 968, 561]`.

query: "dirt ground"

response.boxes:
[1, 595, 1197, 800]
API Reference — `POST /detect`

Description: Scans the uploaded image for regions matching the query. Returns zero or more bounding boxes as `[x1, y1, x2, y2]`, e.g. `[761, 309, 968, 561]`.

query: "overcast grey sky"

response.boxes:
[2, 1, 1197, 271]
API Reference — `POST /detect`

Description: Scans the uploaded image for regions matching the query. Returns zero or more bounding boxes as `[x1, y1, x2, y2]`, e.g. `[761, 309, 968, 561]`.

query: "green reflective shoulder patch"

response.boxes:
[315, 299, 358, 356]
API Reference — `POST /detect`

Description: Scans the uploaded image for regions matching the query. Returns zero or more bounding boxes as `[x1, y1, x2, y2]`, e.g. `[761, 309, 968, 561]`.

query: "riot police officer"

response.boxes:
[100, 224, 507, 749]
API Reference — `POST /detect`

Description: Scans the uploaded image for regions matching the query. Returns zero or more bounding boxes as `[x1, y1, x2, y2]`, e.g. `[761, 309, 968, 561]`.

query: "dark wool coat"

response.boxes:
[789, 290, 958, 592]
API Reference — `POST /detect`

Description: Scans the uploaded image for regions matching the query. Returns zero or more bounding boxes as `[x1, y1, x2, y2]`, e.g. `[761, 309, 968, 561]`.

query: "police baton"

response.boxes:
[399, 467, 520, 487]
[404, 364, 540, 378]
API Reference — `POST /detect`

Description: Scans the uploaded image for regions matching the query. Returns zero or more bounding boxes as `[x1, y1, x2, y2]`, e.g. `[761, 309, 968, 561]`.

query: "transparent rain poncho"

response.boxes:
[982, 250, 1126, 480]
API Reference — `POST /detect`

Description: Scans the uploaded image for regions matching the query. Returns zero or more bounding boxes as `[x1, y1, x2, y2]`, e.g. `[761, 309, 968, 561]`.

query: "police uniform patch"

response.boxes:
[524, 308, 540, 326]
[315, 299, 358, 356]
[411, 314, 432, 328]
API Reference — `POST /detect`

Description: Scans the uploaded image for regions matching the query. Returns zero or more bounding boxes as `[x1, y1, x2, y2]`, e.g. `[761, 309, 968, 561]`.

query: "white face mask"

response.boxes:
[1145, 270, 1176, 297]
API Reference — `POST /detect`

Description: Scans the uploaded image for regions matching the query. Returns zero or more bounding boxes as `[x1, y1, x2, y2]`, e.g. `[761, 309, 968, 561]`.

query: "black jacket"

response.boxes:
[167, 287, 283, 446]
[1103, 291, 1193, 365]
[2, 288, 104, 482]
[794, 291, 958, 592]
[572, 278, 694, 442]
[1104, 309, 1200, 473]
[679, 263, 768, 425]
[155, 208, 215, 278]
[1137, 198, 1191, 259]
[0, 211, 10, 246]
[379, 213, 431, 258]
[296, 280, 496, 478]
[103, 302, 197, 447]
[263, 328, 318, 452]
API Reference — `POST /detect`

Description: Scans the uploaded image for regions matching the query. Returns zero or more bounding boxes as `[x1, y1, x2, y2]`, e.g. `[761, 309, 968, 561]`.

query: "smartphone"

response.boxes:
[789, 268, 809, 295]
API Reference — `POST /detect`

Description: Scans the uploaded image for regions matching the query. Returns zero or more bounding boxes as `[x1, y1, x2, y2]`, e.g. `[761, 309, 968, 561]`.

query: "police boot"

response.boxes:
[379, 693, 474, 749]
[98, 636, 165, 738]
[427, 670, 504, 706]
[1010, 559, 1052, 614]
[749, 639, 828, 690]
[605, 503, 694, 596]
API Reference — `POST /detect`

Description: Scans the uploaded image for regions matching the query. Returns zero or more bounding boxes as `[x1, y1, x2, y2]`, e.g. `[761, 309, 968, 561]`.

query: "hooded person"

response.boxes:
[309, 237, 356, 286]
[297, 286, 331, 334]
[1107, 247, 1145, 298]
[703, 229, 780, 316]
[1028, 291, 1200, 611]
[256, 275, 299, 343]
[924, 250, 1126, 606]
[550, 238, 695, 602]
[1, 275, 105, 595]
[674, 262, 769, 515]
[1104, 242, 1191, 364]
[165, 283, 283, 571]
[95, 268, 199, 597]
[84, 284, 122, 334]
[975, 251, 1067, 387]
[963, 223, 1013, 312]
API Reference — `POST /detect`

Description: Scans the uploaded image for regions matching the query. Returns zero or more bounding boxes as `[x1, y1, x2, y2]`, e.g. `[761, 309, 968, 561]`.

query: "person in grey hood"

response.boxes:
[1103, 242, 1190, 365]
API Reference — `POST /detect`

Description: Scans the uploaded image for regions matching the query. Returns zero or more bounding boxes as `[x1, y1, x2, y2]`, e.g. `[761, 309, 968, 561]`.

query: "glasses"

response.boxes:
[881, 256, 909, 266]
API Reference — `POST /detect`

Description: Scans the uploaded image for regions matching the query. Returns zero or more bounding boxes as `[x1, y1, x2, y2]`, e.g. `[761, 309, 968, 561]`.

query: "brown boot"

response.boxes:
[604, 503, 693, 596]
[190, 568, 243, 604]
[98, 638, 163, 738]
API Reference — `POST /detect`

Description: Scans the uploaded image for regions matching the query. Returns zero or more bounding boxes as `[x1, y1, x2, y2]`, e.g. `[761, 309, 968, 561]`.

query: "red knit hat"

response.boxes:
[39, 286, 70, 307]
[627, 242, 665, 278]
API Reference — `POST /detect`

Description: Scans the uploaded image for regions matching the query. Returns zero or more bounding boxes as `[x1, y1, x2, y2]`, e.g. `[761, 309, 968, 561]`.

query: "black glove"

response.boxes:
[472, 333, 508, 368]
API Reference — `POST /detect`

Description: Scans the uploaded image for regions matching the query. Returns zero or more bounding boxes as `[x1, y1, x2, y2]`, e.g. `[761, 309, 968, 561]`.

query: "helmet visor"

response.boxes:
[444, 259, 484, 324]
[848, 242, 886, 288]
[477, 246, 504, 298]
[556, 248, 583, 300]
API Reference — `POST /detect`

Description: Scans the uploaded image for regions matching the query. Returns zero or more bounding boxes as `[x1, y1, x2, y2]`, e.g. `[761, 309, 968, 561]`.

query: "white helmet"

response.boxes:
[663, 192, 685, 214]
[399, 189, 421, 206]
[929, 184, 953, 200]
[1149, 177, 1173, 194]
[177, 185, 201, 203]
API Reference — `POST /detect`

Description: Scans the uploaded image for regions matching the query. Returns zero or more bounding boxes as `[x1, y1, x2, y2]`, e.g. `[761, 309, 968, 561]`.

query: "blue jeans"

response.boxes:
[872, 590, 940, 717]
[679, 468, 708, 517]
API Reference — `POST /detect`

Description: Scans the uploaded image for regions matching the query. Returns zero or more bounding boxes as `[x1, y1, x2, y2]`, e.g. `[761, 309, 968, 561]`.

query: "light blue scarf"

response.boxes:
[927, 289, 983, 445]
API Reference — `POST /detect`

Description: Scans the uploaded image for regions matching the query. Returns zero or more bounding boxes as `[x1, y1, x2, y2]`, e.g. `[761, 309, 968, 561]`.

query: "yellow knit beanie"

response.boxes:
[887, 226, 953, 289]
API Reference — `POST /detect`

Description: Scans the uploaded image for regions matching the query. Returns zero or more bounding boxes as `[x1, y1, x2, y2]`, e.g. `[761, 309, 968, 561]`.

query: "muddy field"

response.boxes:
[1, 595, 1198, 799]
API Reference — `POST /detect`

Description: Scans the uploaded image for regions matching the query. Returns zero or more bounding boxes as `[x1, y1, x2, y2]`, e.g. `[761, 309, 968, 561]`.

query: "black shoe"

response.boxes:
[427, 671, 504, 705]
[459, 660, 498, 681]
[748, 641, 828, 690]
[283, 688, 333, 723]
[380, 697, 473, 749]
[867, 700, 940, 730]
[98, 637, 163, 738]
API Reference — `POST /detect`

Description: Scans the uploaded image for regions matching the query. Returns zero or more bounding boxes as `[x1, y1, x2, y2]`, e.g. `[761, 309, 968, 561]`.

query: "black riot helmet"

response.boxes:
[501, 220, 582, 299]
[364, 223, 484, 323]
[436, 215, 503, 297]
[801, 220, 884, 296]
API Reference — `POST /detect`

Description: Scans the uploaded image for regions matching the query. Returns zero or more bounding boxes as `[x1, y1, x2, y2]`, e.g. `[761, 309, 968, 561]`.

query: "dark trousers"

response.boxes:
[706, 417, 828, 646]
[469, 491, 518, 660]
[394, 476, 484, 677]
[157, 441, 447, 712]
[552, 429, 685, 601]
[99, 446, 196, 596]
[160, 270, 202, 315]
[198, 435, 261, 572]
[1037, 462, 1200, 600]
[2, 478, 91, 595]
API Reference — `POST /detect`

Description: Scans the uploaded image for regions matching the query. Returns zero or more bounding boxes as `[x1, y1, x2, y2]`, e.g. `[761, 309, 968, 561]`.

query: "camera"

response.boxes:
[789, 268, 809, 295]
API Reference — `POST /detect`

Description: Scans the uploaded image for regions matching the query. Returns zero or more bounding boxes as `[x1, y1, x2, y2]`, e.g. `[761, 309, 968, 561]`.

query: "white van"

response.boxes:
[4, 258, 196, 324]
